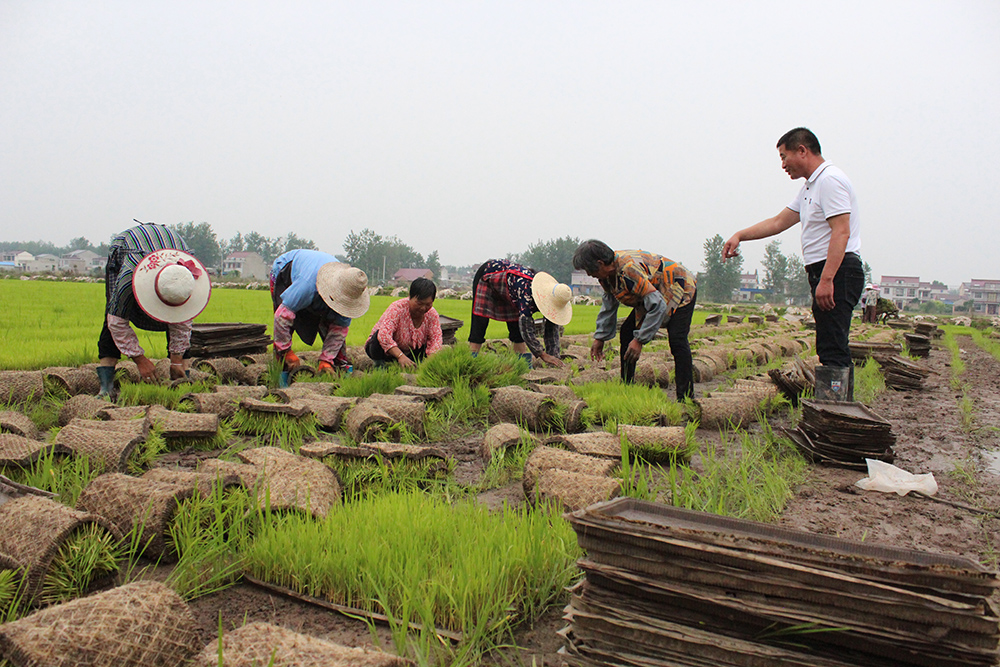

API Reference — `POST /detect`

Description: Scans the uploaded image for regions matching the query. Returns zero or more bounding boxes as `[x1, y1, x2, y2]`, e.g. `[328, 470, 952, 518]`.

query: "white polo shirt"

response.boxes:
[787, 161, 861, 265]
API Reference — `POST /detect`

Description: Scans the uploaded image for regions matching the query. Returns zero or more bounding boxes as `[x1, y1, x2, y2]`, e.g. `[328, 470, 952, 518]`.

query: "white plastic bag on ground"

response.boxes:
[855, 459, 938, 496]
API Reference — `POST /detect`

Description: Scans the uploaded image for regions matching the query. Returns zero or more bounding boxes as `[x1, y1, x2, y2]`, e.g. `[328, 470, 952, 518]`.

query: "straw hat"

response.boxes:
[316, 262, 370, 318]
[132, 249, 211, 323]
[530, 272, 573, 326]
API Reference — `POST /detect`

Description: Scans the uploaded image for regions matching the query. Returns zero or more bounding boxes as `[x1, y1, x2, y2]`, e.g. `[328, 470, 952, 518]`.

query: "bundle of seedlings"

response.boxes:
[489, 386, 563, 433]
[333, 368, 406, 398]
[0, 371, 44, 406]
[116, 379, 215, 410]
[0, 495, 122, 607]
[345, 396, 425, 443]
[573, 381, 684, 431]
[522, 445, 619, 503]
[57, 395, 114, 426]
[237, 446, 342, 519]
[416, 342, 529, 389]
[0, 411, 39, 440]
[194, 621, 411, 667]
[40, 367, 100, 397]
[319, 451, 451, 501]
[54, 418, 151, 473]
[230, 397, 319, 451]
[0, 580, 201, 667]
[618, 423, 698, 464]
[545, 431, 622, 459]
[76, 472, 195, 562]
[1, 447, 99, 508]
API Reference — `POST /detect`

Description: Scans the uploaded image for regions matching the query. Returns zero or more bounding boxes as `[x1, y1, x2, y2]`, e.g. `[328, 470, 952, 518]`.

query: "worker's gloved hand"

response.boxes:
[274, 348, 301, 372]
[667, 282, 685, 310]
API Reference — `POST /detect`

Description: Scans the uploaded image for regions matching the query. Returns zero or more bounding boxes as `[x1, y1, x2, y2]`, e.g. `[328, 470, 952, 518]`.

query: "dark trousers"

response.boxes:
[620, 291, 696, 401]
[806, 253, 864, 367]
[467, 263, 523, 345]
[364, 331, 427, 365]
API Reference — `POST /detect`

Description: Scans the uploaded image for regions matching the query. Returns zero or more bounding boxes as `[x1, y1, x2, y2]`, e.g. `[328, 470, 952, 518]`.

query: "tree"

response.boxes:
[700, 234, 742, 303]
[762, 240, 789, 300]
[282, 233, 318, 253]
[785, 254, 811, 305]
[68, 236, 92, 251]
[863, 261, 873, 286]
[515, 236, 581, 284]
[426, 250, 441, 279]
[342, 228, 423, 283]
[170, 222, 220, 267]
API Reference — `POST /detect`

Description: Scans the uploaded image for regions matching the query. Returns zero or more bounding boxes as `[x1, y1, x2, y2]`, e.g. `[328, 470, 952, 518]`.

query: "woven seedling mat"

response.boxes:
[618, 425, 690, 462]
[0, 434, 67, 468]
[545, 431, 621, 459]
[634, 359, 672, 389]
[563, 344, 593, 360]
[239, 397, 311, 418]
[344, 398, 425, 442]
[0, 580, 200, 667]
[393, 385, 452, 402]
[197, 356, 246, 383]
[571, 368, 617, 385]
[489, 386, 556, 432]
[0, 411, 39, 440]
[42, 367, 101, 397]
[696, 394, 762, 430]
[96, 405, 149, 421]
[190, 621, 412, 667]
[237, 447, 341, 519]
[57, 395, 114, 427]
[690, 357, 715, 383]
[197, 459, 261, 489]
[147, 405, 219, 439]
[344, 345, 375, 371]
[522, 446, 618, 503]
[533, 468, 621, 512]
[271, 384, 337, 402]
[0, 495, 122, 603]
[480, 423, 532, 462]
[239, 363, 269, 386]
[181, 391, 247, 419]
[215, 385, 269, 399]
[239, 352, 271, 366]
[523, 368, 574, 384]
[747, 342, 772, 364]
[561, 399, 587, 434]
[54, 418, 147, 472]
[0, 371, 44, 406]
[528, 384, 578, 402]
[726, 378, 780, 402]
[290, 395, 357, 430]
[77, 473, 194, 561]
[142, 467, 242, 497]
[115, 361, 142, 383]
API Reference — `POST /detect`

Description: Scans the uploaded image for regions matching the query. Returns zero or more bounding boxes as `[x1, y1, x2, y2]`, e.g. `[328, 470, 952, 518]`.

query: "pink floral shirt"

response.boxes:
[370, 299, 443, 355]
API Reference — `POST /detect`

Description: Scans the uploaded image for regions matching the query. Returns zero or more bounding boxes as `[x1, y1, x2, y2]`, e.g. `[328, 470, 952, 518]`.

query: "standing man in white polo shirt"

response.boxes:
[722, 127, 863, 369]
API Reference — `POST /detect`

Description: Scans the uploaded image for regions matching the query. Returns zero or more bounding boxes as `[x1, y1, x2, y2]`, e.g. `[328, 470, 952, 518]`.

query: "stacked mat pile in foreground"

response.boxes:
[561, 498, 1000, 667]
[785, 399, 896, 470]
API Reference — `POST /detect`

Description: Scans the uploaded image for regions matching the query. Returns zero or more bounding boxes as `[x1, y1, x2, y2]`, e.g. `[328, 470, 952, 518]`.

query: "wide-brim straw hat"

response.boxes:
[530, 272, 573, 326]
[316, 262, 370, 319]
[132, 249, 212, 323]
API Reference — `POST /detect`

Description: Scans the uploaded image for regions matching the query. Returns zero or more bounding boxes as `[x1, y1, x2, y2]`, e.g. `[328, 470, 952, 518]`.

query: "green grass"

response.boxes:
[423, 379, 492, 441]
[416, 343, 528, 389]
[571, 380, 684, 430]
[854, 356, 886, 405]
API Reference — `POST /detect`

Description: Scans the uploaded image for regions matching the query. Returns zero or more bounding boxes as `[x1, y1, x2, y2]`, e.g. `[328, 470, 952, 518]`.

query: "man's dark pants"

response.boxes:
[806, 253, 864, 367]
[619, 291, 697, 401]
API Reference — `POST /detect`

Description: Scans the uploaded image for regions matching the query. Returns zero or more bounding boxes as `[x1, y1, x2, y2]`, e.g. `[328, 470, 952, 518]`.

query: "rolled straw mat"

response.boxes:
[77, 472, 194, 561]
[142, 467, 241, 497]
[528, 383, 578, 402]
[522, 446, 618, 503]
[115, 361, 142, 383]
[690, 357, 715, 383]
[57, 395, 114, 427]
[215, 385, 269, 399]
[239, 363, 269, 386]
[393, 385, 452, 401]
[344, 345, 375, 372]
[197, 356, 246, 383]
[239, 397, 311, 417]
[345, 397, 425, 442]
[147, 405, 219, 439]
[634, 359, 672, 389]
[0, 371, 44, 405]
[480, 423, 532, 462]
[197, 459, 261, 489]
[0, 580, 200, 667]
[523, 368, 573, 384]
[545, 431, 621, 459]
[0, 495, 121, 603]
[618, 425, 690, 462]
[696, 394, 762, 430]
[0, 434, 67, 468]
[191, 621, 411, 667]
[96, 405, 149, 421]
[571, 368, 616, 385]
[0, 411, 40, 440]
[41, 367, 101, 397]
[489, 386, 556, 432]
[289, 395, 357, 430]
[239, 352, 270, 366]
[54, 418, 148, 472]
[181, 387, 264, 419]
[237, 446, 341, 519]
[560, 399, 587, 434]
[534, 469, 620, 512]
[727, 378, 780, 402]
[271, 384, 337, 402]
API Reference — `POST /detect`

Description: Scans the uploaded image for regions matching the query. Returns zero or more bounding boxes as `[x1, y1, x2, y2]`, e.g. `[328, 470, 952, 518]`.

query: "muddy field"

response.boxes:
[175, 335, 1000, 666]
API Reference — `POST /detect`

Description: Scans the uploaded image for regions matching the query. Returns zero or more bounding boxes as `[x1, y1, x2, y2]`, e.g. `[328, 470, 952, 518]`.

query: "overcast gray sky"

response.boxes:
[2, 1, 997, 286]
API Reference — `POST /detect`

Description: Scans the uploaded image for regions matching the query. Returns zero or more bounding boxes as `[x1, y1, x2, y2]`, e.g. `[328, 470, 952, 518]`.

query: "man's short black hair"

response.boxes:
[410, 277, 436, 300]
[573, 239, 615, 273]
[777, 127, 821, 155]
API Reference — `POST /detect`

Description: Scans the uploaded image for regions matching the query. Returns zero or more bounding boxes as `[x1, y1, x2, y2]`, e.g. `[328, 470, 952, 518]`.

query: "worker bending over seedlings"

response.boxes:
[365, 277, 443, 368]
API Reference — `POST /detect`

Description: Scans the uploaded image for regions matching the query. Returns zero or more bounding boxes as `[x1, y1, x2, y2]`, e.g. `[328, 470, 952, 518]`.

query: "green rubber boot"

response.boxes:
[96, 366, 116, 399]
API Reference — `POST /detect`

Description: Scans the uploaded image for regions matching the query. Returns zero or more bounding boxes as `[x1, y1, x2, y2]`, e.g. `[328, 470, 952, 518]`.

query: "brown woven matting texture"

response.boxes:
[142, 468, 241, 497]
[290, 396, 357, 430]
[237, 447, 341, 519]
[344, 345, 375, 372]
[147, 405, 219, 438]
[42, 367, 101, 397]
[344, 397, 426, 442]
[115, 361, 142, 383]
[546, 432, 621, 459]
[239, 397, 311, 417]
[197, 356, 246, 383]
[239, 363, 269, 386]
[534, 469, 620, 512]
[690, 357, 714, 383]
[523, 446, 618, 503]
[239, 352, 270, 366]
[725, 378, 780, 402]
[271, 384, 337, 402]
[618, 425, 687, 451]
[480, 423, 530, 461]
[0, 495, 121, 602]
[0, 580, 200, 667]
[571, 368, 617, 386]
[561, 399, 587, 434]
[57, 395, 114, 426]
[393, 385, 452, 401]
[77, 473, 193, 561]
[181, 392, 241, 420]
[55, 418, 148, 472]
[191, 621, 412, 667]
[634, 359, 672, 388]
[197, 459, 261, 489]
[0, 434, 66, 468]
[489, 386, 556, 432]
[528, 383, 578, 402]
[696, 394, 762, 430]
[0, 371, 44, 405]
[215, 385, 269, 399]
[96, 405, 149, 421]
[0, 411, 40, 440]
[523, 368, 574, 384]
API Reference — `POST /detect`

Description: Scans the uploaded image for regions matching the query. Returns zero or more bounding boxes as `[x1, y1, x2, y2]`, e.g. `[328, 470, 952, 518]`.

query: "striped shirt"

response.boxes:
[106, 223, 189, 318]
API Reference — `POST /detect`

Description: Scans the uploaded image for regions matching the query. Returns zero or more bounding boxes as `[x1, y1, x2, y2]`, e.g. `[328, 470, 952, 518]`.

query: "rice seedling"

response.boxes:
[117, 380, 215, 409]
[1, 449, 100, 506]
[244, 492, 580, 663]
[26, 394, 64, 434]
[127, 427, 167, 475]
[39, 522, 122, 606]
[0, 568, 23, 623]
[334, 367, 406, 398]
[416, 343, 528, 389]
[572, 380, 683, 430]
[229, 408, 319, 452]
[325, 454, 453, 501]
[423, 379, 492, 440]
[160, 419, 236, 452]
[474, 430, 538, 492]
[625, 421, 699, 465]
[853, 356, 886, 404]
[616, 437, 662, 502]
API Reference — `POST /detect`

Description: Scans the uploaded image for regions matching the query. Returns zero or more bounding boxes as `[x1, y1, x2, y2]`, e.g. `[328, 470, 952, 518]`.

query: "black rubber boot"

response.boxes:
[96, 366, 116, 399]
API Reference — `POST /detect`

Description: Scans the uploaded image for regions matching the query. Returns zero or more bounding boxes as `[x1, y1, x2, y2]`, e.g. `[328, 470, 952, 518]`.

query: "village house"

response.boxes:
[0, 250, 34, 267]
[570, 269, 600, 296]
[879, 275, 921, 309]
[222, 252, 269, 279]
[61, 248, 105, 273]
[23, 254, 60, 273]
[736, 270, 765, 302]
[392, 268, 433, 285]
[960, 279, 1000, 316]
